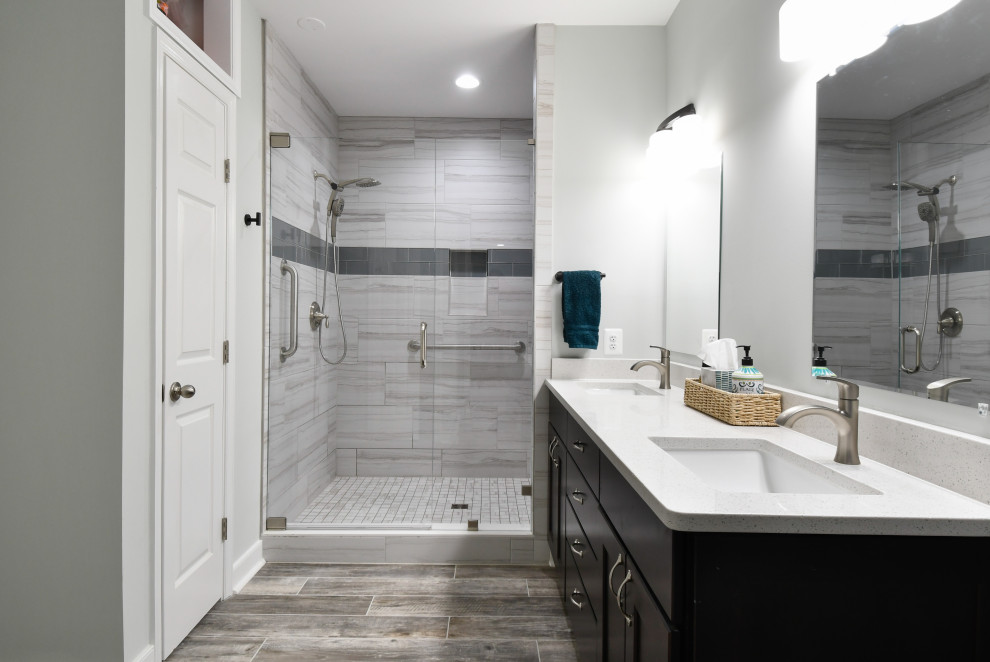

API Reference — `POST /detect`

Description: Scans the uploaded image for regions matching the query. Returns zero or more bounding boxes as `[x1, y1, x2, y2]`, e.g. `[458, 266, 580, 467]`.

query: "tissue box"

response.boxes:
[701, 367, 734, 392]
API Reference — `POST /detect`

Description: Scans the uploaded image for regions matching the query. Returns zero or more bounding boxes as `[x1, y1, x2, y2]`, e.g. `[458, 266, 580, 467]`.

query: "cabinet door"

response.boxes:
[620, 561, 677, 662]
[600, 524, 628, 662]
[548, 422, 564, 569]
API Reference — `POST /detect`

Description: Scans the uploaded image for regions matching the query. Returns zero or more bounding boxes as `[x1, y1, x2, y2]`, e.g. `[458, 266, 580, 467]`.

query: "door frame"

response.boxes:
[153, 29, 238, 659]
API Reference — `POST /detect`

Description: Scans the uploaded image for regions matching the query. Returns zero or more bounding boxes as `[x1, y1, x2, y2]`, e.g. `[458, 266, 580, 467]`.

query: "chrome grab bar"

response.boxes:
[407, 340, 526, 353]
[900, 325, 921, 374]
[279, 260, 298, 362]
[418, 322, 428, 369]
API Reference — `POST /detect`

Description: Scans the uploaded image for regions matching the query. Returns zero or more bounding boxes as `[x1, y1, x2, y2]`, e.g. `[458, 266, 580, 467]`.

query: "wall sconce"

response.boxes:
[779, 0, 962, 75]
[646, 103, 718, 179]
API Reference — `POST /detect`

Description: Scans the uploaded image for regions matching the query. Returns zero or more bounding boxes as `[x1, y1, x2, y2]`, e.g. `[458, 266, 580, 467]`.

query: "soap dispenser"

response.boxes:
[732, 345, 764, 394]
[812, 345, 837, 378]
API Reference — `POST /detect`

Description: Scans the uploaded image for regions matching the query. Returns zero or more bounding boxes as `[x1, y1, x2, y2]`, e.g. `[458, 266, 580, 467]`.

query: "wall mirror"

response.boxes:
[813, 0, 990, 408]
[666, 156, 722, 360]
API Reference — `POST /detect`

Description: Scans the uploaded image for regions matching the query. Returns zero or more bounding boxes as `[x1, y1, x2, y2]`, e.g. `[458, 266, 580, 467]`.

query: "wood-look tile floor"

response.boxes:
[168, 563, 577, 661]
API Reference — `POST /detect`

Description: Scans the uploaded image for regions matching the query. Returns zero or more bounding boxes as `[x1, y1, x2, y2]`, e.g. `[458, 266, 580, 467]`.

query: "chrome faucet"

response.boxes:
[631, 345, 671, 389]
[776, 376, 860, 465]
[927, 377, 971, 402]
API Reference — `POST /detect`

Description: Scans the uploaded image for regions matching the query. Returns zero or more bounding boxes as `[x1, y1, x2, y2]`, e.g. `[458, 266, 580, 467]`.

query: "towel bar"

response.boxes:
[554, 271, 605, 282]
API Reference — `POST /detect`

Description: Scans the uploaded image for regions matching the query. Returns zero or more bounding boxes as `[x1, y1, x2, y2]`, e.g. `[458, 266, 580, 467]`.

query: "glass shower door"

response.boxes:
[265, 134, 439, 528]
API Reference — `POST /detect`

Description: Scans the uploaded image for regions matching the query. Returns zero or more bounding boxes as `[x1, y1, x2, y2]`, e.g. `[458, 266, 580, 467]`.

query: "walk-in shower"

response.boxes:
[266, 126, 536, 532]
[887, 175, 964, 374]
[310, 172, 381, 366]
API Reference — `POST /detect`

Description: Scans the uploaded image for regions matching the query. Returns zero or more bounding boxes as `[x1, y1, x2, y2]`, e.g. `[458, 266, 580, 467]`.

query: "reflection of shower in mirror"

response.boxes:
[886, 175, 963, 374]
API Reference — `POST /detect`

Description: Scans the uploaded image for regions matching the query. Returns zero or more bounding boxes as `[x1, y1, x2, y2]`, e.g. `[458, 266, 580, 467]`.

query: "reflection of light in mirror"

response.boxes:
[897, 0, 962, 25]
[779, 0, 962, 75]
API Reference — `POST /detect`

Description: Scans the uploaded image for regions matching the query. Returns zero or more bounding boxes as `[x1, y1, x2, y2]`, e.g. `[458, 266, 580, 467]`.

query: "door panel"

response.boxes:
[162, 52, 229, 656]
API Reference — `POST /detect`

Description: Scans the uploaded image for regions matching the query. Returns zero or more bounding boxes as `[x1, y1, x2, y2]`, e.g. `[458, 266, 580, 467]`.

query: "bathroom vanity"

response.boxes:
[545, 379, 990, 662]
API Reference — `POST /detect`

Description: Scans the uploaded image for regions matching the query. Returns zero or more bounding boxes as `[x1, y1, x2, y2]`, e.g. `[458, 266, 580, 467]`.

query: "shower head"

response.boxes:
[884, 181, 935, 196]
[334, 177, 381, 190]
[313, 173, 382, 242]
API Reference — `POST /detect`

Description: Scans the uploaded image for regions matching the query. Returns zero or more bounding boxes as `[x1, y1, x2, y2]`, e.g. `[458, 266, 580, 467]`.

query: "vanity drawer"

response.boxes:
[563, 539, 599, 662]
[566, 415, 600, 496]
[549, 393, 568, 443]
[565, 453, 608, 550]
[565, 498, 603, 611]
[600, 456, 684, 625]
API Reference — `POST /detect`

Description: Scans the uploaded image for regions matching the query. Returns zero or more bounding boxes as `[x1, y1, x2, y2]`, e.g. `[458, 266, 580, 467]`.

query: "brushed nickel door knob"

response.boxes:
[169, 382, 196, 402]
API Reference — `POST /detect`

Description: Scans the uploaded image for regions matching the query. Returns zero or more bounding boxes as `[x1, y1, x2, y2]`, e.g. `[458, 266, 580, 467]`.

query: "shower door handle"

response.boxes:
[280, 260, 298, 362]
[900, 325, 921, 374]
[419, 322, 428, 369]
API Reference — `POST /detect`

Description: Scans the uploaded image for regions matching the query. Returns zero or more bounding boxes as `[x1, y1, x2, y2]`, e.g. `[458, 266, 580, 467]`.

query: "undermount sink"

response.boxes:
[651, 437, 879, 495]
[577, 381, 661, 396]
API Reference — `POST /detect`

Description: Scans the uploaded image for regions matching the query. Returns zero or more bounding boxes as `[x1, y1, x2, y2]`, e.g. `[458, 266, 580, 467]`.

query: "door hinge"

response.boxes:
[224, 158, 230, 183]
[221, 517, 228, 542]
[223, 340, 229, 364]
[266, 517, 287, 531]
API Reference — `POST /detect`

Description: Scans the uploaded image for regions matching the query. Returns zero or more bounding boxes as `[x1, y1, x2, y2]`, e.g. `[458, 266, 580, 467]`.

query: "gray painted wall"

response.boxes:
[552, 26, 667, 359]
[0, 2, 126, 659]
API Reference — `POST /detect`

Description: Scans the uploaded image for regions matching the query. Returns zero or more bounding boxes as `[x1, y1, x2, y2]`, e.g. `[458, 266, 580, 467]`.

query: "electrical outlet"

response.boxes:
[605, 328, 623, 355]
[701, 329, 718, 348]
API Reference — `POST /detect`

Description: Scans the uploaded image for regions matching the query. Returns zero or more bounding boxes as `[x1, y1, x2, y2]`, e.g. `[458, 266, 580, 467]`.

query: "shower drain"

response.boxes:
[450, 503, 469, 509]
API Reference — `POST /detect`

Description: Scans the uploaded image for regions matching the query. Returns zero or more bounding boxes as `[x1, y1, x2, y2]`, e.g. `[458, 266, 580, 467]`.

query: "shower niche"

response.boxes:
[265, 125, 535, 532]
[812, 0, 990, 409]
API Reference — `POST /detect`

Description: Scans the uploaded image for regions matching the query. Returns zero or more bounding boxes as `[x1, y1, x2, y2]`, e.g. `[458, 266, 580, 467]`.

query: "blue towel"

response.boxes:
[561, 270, 602, 349]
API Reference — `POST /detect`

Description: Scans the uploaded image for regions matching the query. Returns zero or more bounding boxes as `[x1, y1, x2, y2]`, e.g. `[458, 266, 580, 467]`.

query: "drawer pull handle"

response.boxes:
[570, 539, 584, 558]
[570, 588, 585, 610]
[548, 436, 560, 468]
[607, 553, 625, 598]
[617, 570, 633, 627]
[570, 490, 585, 505]
[572, 440, 586, 453]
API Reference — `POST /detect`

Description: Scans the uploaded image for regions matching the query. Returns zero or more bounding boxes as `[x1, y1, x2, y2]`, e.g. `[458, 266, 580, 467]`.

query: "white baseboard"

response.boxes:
[231, 540, 265, 593]
[131, 644, 155, 662]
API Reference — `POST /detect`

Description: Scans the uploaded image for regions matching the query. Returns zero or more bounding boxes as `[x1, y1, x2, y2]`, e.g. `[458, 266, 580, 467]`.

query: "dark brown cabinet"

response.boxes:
[547, 392, 990, 662]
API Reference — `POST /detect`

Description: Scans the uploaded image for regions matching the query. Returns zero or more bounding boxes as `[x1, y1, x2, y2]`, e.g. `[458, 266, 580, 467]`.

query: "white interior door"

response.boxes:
[161, 53, 229, 657]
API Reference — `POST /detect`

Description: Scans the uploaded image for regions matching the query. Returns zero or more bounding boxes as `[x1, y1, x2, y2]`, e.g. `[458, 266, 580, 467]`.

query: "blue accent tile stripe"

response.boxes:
[272, 217, 532, 277]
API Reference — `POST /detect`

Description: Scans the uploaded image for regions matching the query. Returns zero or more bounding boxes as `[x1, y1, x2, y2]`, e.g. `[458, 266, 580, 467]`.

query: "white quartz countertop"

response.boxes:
[546, 379, 990, 536]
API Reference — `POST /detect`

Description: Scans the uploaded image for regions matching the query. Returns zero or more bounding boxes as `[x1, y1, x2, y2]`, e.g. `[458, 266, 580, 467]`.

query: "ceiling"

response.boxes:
[817, 0, 990, 120]
[252, 0, 682, 119]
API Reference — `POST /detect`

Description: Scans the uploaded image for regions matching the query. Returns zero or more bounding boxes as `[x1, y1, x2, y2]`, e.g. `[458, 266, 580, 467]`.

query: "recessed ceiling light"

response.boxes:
[297, 17, 326, 31]
[455, 74, 480, 89]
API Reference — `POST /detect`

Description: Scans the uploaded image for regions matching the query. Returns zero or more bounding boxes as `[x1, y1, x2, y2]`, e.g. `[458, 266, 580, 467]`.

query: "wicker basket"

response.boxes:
[683, 378, 781, 426]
